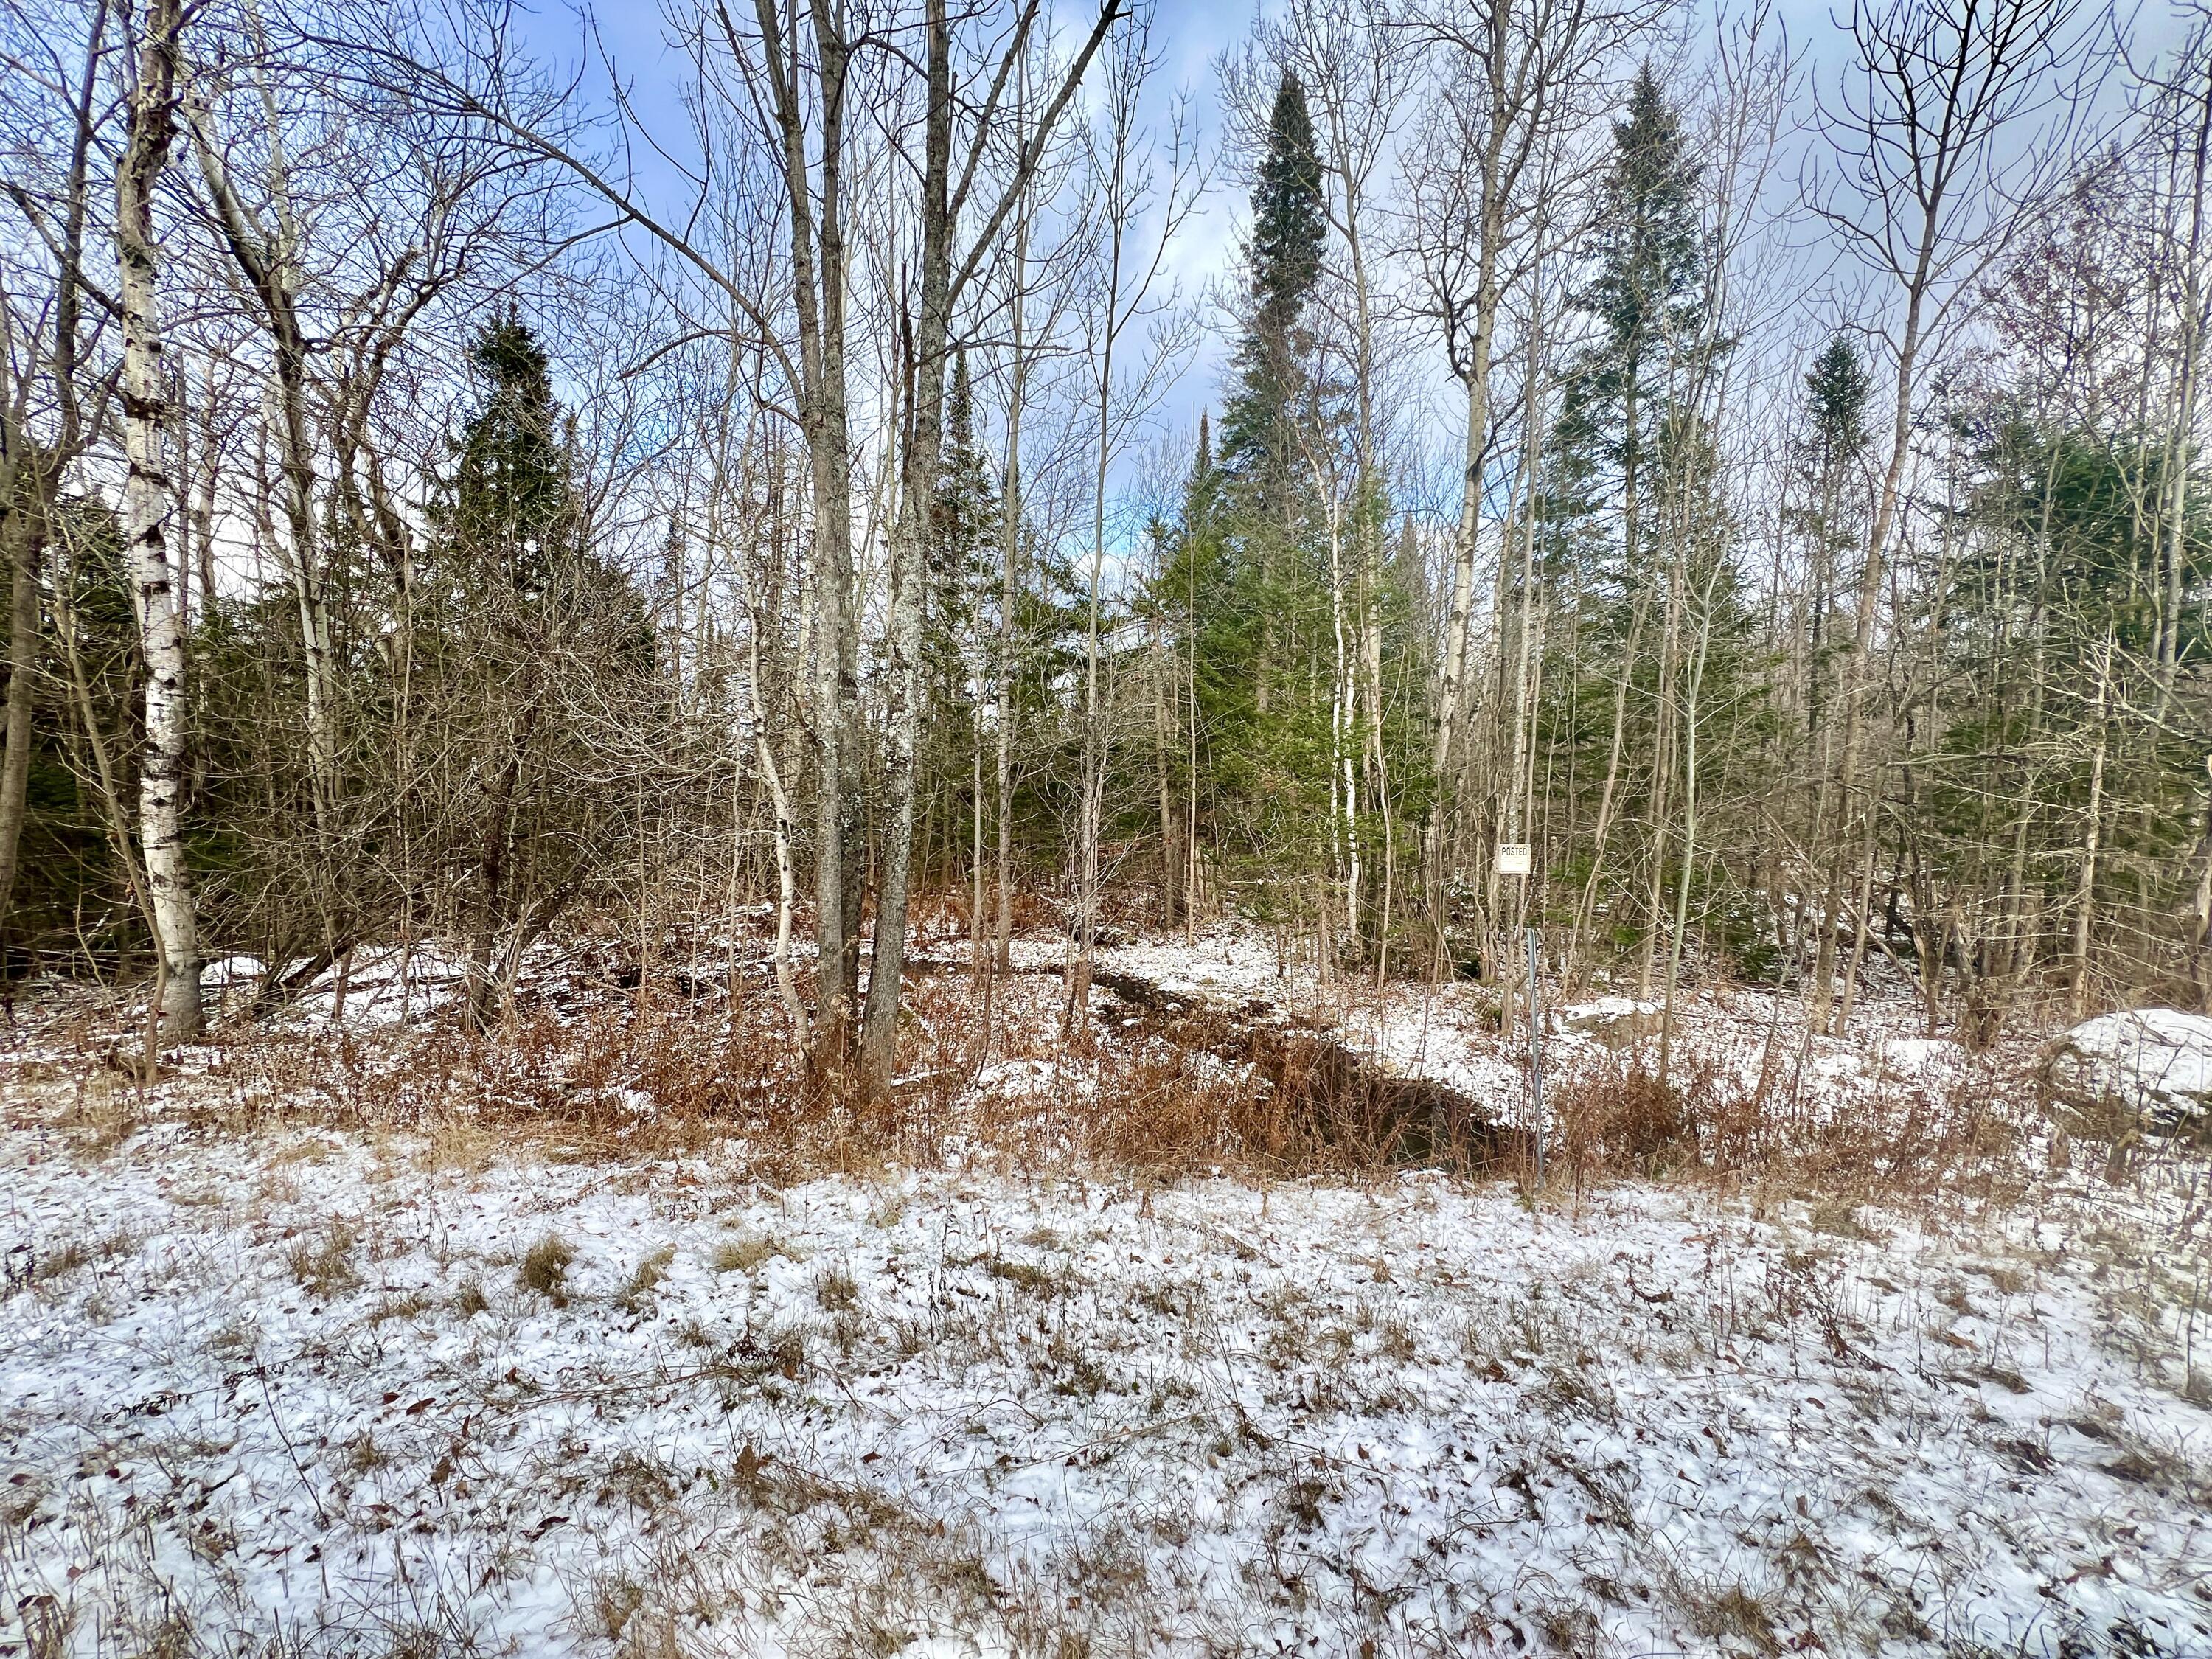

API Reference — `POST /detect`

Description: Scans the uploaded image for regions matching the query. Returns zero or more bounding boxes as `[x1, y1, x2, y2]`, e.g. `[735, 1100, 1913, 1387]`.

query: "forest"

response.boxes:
[1, 0, 2207, 1082]
[8, 4, 2212, 1654]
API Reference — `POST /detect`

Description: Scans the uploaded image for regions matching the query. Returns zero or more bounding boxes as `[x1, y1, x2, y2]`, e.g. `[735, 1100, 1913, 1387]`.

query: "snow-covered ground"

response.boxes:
[4, 928, 2209, 1657]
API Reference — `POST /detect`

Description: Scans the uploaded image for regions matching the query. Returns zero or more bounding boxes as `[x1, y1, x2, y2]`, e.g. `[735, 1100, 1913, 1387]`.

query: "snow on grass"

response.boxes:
[1065, 929, 2013, 1143]
[4, 1080, 2208, 1658]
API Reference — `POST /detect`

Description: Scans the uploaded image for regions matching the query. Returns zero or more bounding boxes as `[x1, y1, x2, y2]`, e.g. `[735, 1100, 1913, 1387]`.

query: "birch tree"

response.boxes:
[114, 0, 200, 1040]
[857, 0, 1129, 1091]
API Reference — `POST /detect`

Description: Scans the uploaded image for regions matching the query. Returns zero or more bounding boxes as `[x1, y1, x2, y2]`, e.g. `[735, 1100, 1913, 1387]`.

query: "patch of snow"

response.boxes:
[2042, 1009, 2212, 1133]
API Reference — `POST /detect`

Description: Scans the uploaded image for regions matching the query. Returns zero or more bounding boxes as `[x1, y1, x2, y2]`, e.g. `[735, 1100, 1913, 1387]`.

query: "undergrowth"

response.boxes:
[4, 924, 2130, 1219]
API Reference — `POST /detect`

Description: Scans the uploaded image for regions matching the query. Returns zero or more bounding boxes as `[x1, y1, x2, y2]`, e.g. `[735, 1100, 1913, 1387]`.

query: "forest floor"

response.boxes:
[1, 919, 2208, 1658]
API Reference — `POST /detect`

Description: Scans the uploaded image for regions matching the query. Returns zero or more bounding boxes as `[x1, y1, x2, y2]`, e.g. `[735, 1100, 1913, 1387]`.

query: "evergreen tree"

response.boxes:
[6, 495, 140, 974]
[919, 351, 998, 884]
[425, 311, 655, 1023]
[1916, 411, 2212, 999]
[1582, 66, 1704, 421]
[1558, 63, 1710, 574]
[437, 309, 577, 601]
[1540, 66, 1742, 975]
[1202, 72, 1334, 864]
[1217, 72, 1326, 513]
[1804, 333, 1870, 459]
[928, 351, 998, 662]
[1159, 415, 1256, 805]
[1793, 333, 1871, 729]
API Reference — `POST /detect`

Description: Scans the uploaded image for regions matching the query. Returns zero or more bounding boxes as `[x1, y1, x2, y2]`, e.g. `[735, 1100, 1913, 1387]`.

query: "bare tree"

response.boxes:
[1811, 0, 2096, 1031]
[182, 44, 341, 833]
[1065, 10, 1199, 1024]
[0, 0, 107, 942]
[114, 0, 200, 1040]
[1402, 0, 1661, 969]
[857, 0, 1131, 1091]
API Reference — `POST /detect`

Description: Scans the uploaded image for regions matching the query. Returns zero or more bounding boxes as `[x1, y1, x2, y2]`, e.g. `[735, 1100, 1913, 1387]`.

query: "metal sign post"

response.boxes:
[1497, 840, 1544, 1191]
[1525, 924, 1544, 1188]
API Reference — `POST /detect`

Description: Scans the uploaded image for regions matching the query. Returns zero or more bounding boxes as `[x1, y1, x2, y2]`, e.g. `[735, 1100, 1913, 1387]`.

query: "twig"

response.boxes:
[256, 1363, 332, 1528]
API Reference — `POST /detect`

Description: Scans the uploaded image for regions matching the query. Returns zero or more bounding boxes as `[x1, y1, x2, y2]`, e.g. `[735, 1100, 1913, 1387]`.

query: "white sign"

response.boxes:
[1496, 843, 1533, 876]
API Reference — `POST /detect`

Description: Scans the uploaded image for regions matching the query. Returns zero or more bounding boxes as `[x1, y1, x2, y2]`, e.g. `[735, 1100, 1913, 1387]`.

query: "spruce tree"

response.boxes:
[1217, 72, 1326, 513]
[7, 496, 141, 971]
[1804, 333, 1870, 459]
[438, 309, 577, 601]
[1795, 333, 1871, 729]
[426, 310, 653, 1024]
[1545, 66, 1731, 976]
[1203, 71, 1332, 857]
[922, 351, 998, 885]
[929, 351, 998, 646]
[1566, 63, 1708, 568]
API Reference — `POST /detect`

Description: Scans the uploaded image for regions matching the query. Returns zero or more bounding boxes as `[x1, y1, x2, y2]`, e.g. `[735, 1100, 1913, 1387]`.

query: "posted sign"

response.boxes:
[1496, 843, 1532, 876]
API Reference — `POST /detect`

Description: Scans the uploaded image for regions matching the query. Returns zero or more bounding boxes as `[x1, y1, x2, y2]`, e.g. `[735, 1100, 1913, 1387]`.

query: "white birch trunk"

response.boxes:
[116, 0, 199, 1041]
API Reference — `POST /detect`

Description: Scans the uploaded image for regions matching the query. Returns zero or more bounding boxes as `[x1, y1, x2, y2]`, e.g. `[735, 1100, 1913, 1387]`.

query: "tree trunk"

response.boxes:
[751, 0, 861, 1075]
[115, 0, 200, 1043]
[0, 497, 43, 942]
[187, 90, 338, 830]
[2069, 635, 2112, 1017]
[745, 597, 808, 1045]
[995, 403, 1022, 973]
[1427, 359, 1489, 965]
[859, 0, 957, 1093]
[4, 4, 102, 949]
[1152, 599, 1180, 928]
[465, 715, 532, 1033]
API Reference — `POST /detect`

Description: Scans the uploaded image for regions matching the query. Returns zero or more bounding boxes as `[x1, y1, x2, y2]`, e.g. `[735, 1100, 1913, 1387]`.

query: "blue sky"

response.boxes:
[508, 0, 2193, 532]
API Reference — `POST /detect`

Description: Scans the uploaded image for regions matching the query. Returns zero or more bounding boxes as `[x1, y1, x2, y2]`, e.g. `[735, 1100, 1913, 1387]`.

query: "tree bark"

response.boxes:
[186, 86, 338, 830]
[1, 1, 104, 959]
[750, 0, 862, 1076]
[859, 0, 958, 1093]
[0, 501, 43, 942]
[2068, 634, 2112, 1017]
[115, 0, 201, 1043]
[995, 364, 1023, 973]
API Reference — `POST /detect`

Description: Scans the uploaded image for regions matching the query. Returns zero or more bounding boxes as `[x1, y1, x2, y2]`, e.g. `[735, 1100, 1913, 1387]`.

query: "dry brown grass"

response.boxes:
[286, 1220, 361, 1297]
[619, 1245, 676, 1311]
[518, 1234, 575, 1304]
[189, 984, 818, 1164]
[4, 924, 2042, 1217]
[1543, 1049, 2030, 1211]
[1074, 1047, 1292, 1176]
